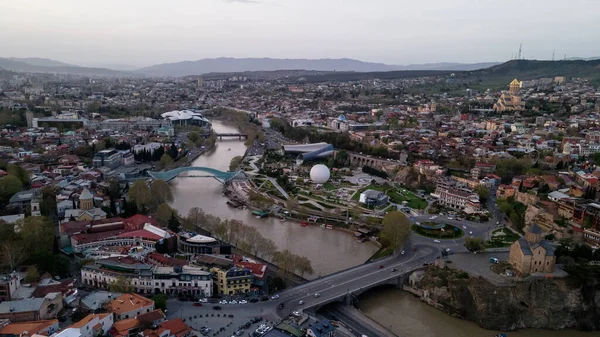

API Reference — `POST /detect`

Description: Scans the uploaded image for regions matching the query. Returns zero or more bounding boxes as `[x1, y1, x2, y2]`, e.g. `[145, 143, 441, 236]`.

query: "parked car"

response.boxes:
[433, 239, 441, 243]
[239, 300, 248, 304]
[298, 300, 304, 305]
[213, 306, 222, 310]
[219, 300, 228, 304]
[270, 294, 280, 300]
[391, 268, 398, 272]
[199, 298, 208, 303]
[292, 311, 301, 317]
[229, 300, 238, 305]
[314, 293, 320, 298]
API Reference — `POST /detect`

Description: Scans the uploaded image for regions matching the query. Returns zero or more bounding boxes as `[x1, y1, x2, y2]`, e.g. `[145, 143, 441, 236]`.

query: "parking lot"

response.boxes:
[167, 299, 277, 337]
[447, 252, 513, 285]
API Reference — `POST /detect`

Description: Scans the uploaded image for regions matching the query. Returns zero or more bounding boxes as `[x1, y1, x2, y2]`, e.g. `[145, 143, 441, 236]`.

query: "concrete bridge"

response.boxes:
[216, 133, 248, 140]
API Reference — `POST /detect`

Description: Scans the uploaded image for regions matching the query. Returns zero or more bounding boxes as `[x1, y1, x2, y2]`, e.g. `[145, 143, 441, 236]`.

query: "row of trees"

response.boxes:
[183, 207, 314, 277]
[128, 179, 173, 213]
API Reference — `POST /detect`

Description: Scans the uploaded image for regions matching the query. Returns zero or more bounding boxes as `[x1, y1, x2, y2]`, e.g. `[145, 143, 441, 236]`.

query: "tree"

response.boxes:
[187, 131, 201, 144]
[108, 276, 133, 293]
[150, 179, 173, 207]
[381, 211, 411, 250]
[464, 237, 485, 252]
[128, 181, 152, 211]
[24, 265, 40, 283]
[1, 240, 27, 271]
[7, 164, 30, 186]
[159, 153, 173, 169]
[0, 175, 23, 204]
[295, 256, 314, 277]
[475, 186, 490, 202]
[229, 156, 242, 172]
[19, 216, 54, 253]
[272, 249, 295, 274]
[151, 294, 167, 311]
[184, 207, 204, 231]
[167, 213, 181, 233]
[95, 140, 106, 151]
[155, 203, 174, 227]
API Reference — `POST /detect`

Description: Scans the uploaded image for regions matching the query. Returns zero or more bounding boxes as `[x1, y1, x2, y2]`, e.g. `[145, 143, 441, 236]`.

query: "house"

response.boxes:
[306, 319, 335, 337]
[142, 319, 191, 337]
[52, 313, 114, 337]
[106, 293, 155, 321]
[0, 319, 60, 337]
[496, 184, 516, 199]
[0, 293, 63, 322]
[359, 190, 389, 206]
[108, 310, 165, 337]
[210, 266, 252, 296]
[509, 224, 556, 275]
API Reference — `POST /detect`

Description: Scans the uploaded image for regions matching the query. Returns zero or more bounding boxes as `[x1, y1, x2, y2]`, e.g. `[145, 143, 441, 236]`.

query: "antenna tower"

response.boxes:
[517, 44, 522, 60]
[552, 49, 555, 61]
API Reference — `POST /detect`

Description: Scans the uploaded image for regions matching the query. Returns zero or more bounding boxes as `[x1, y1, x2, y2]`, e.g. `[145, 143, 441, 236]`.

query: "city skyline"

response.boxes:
[0, 0, 600, 68]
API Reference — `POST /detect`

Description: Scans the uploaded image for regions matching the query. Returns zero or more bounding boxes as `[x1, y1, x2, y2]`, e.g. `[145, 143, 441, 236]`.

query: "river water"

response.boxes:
[358, 283, 593, 337]
[170, 121, 592, 336]
[170, 121, 379, 278]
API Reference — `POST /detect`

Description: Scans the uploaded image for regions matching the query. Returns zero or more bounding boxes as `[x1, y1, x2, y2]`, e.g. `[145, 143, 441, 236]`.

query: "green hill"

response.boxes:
[455, 59, 600, 90]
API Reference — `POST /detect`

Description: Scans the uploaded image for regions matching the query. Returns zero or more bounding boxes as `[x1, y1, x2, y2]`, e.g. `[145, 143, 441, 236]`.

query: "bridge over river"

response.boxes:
[147, 166, 246, 183]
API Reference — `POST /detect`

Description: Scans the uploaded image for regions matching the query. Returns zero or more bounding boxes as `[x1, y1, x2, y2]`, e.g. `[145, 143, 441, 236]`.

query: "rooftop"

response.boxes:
[0, 319, 58, 335]
[107, 293, 154, 314]
[0, 298, 45, 314]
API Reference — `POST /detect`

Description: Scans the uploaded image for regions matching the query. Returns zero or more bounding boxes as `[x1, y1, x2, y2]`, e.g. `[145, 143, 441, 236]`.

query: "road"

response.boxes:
[167, 241, 438, 325]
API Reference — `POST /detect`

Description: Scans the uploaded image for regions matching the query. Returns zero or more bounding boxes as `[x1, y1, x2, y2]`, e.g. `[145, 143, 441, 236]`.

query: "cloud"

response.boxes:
[223, 0, 262, 4]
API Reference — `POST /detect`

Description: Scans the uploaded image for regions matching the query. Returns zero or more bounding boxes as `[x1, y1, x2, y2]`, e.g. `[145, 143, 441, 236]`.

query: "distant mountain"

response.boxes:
[9, 57, 79, 68]
[136, 57, 500, 76]
[566, 56, 600, 61]
[0, 57, 136, 77]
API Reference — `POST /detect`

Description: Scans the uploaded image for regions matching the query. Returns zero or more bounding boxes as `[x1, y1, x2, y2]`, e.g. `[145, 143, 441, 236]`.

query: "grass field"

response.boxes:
[486, 228, 521, 248]
[387, 188, 427, 209]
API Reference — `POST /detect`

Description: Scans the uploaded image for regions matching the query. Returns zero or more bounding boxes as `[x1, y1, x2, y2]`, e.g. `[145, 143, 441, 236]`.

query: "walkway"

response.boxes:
[265, 177, 290, 199]
[148, 166, 242, 183]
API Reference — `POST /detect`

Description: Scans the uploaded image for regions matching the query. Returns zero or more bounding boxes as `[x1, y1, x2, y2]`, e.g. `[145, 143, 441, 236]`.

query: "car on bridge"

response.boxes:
[378, 265, 384, 269]
[277, 303, 284, 310]
[433, 239, 441, 243]
[298, 300, 305, 305]
[314, 293, 320, 298]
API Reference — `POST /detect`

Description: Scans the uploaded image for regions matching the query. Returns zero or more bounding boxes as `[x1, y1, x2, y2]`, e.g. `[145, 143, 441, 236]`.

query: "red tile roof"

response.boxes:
[116, 229, 162, 241]
[235, 261, 267, 280]
[125, 214, 158, 230]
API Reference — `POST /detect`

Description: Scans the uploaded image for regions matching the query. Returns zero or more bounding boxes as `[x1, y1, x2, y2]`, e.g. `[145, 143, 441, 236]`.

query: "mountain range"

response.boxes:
[135, 57, 500, 76]
[0, 56, 501, 77]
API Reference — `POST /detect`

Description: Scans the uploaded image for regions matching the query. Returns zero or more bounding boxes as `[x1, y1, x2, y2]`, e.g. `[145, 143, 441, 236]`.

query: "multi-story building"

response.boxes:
[210, 266, 252, 296]
[93, 149, 122, 169]
[434, 178, 481, 213]
[81, 258, 212, 297]
[0, 273, 19, 302]
[177, 233, 231, 255]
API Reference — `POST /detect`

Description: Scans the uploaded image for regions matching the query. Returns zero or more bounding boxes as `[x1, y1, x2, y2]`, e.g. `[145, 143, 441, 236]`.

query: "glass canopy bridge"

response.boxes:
[147, 167, 245, 184]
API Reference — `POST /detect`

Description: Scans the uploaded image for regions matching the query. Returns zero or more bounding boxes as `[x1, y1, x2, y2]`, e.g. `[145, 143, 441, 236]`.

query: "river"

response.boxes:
[358, 287, 593, 337]
[170, 120, 379, 278]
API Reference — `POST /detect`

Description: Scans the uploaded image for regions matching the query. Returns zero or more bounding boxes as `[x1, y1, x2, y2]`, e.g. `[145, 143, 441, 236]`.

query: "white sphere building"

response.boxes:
[310, 164, 330, 184]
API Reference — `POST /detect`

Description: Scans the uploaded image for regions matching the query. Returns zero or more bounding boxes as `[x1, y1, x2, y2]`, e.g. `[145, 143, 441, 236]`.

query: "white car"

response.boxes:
[434, 239, 441, 243]
[270, 294, 280, 300]
[219, 300, 228, 304]
[447, 217, 453, 220]
[199, 298, 208, 303]
[239, 300, 248, 304]
[229, 300, 238, 305]
[298, 300, 304, 305]
[314, 293, 320, 298]
[400, 250, 405, 255]
[469, 231, 473, 235]
[292, 311, 301, 317]
[432, 216, 437, 219]
[462, 225, 467, 229]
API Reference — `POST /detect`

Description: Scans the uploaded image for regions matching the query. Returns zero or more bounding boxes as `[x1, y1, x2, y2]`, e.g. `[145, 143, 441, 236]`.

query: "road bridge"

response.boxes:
[147, 166, 245, 183]
[216, 133, 248, 140]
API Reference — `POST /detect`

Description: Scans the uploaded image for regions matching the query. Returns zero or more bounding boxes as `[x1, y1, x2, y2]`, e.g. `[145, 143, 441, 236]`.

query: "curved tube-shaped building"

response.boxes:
[283, 142, 334, 163]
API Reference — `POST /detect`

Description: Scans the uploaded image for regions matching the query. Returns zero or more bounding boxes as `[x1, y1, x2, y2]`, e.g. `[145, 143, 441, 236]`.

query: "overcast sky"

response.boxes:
[1, 0, 599, 68]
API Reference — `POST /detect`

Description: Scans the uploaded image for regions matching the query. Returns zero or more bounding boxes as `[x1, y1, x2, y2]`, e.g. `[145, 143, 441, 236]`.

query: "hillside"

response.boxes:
[0, 58, 136, 77]
[9, 57, 79, 68]
[457, 59, 600, 89]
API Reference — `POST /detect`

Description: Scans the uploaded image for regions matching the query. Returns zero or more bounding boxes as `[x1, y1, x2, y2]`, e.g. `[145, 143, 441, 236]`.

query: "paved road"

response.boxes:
[167, 241, 439, 326]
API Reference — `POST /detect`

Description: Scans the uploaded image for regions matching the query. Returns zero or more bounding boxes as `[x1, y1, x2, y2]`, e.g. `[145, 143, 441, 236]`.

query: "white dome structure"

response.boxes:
[310, 164, 330, 184]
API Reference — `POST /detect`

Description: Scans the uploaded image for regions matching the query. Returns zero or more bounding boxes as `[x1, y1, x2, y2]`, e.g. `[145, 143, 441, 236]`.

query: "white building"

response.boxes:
[51, 313, 114, 337]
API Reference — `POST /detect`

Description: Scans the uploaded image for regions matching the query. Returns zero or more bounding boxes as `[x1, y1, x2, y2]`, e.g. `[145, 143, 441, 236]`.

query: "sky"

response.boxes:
[0, 0, 599, 69]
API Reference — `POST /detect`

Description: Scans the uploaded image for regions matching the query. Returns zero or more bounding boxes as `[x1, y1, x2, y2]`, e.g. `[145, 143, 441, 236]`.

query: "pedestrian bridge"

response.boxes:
[147, 167, 245, 183]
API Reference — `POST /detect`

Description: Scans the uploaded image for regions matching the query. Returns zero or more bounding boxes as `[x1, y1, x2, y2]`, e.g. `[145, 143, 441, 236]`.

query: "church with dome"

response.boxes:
[509, 223, 556, 275]
[493, 79, 526, 112]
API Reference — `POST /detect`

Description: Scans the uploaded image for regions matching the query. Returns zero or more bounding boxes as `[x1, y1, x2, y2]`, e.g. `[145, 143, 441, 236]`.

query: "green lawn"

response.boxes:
[486, 228, 521, 248]
[369, 246, 394, 261]
[387, 189, 427, 209]
[411, 224, 464, 239]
